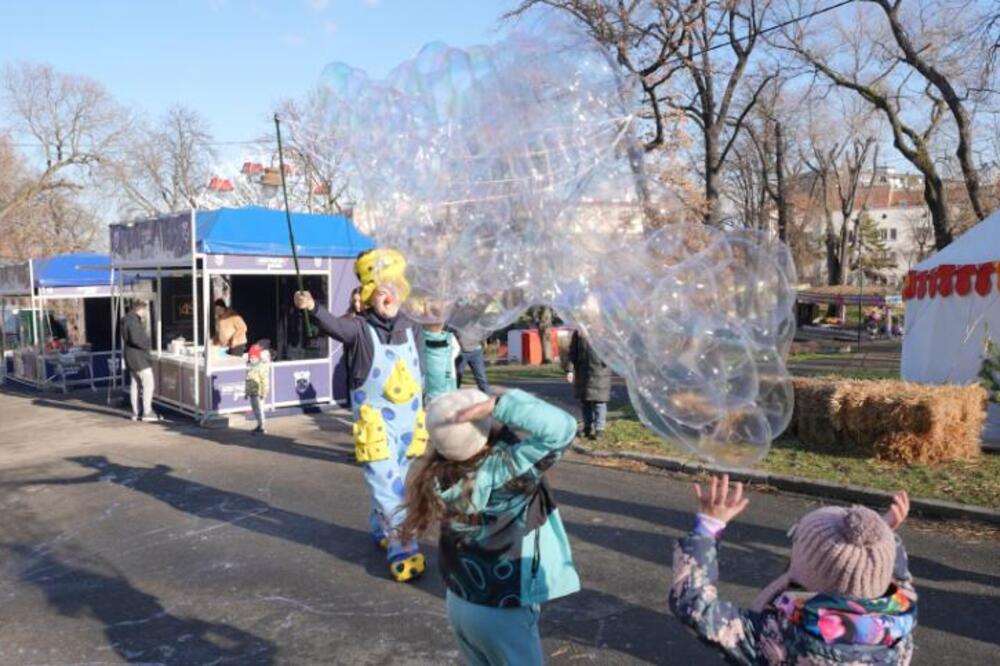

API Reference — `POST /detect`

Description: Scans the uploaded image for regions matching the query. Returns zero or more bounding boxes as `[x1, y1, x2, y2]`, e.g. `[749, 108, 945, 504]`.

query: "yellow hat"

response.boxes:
[355, 248, 411, 304]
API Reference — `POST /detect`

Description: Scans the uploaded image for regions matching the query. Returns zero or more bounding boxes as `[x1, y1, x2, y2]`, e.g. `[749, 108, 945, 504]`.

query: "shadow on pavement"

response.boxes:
[6, 543, 277, 665]
[905, 554, 999, 646]
[542, 587, 719, 664]
[13, 455, 443, 597]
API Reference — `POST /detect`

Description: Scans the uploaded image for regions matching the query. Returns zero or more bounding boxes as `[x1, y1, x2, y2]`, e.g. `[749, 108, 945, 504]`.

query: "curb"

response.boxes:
[571, 443, 1000, 526]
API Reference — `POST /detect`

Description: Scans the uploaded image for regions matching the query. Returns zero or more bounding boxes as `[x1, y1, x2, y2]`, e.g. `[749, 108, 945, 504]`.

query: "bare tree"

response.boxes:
[801, 106, 879, 288]
[780, 4, 955, 250]
[903, 211, 935, 268]
[109, 105, 217, 216]
[508, 1, 779, 225]
[0, 134, 100, 261]
[1, 63, 128, 223]
[726, 135, 771, 230]
[742, 79, 807, 243]
[277, 93, 353, 215]
[857, 0, 996, 223]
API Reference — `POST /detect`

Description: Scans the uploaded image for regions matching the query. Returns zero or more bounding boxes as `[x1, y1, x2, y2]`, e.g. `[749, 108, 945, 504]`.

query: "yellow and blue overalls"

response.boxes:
[351, 325, 428, 567]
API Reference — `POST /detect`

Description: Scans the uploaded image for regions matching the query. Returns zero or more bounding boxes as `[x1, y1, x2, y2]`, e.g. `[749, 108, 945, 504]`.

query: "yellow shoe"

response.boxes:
[376, 536, 389, 551]
[389, 553, 425, 583]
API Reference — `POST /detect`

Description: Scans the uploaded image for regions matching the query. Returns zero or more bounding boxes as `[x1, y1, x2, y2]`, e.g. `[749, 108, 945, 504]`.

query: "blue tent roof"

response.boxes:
[34, 253, 113, 288]
[195, 207, 374, 257]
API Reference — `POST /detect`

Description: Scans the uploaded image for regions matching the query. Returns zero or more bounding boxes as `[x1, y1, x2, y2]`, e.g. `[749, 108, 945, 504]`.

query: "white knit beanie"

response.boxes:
[426, 389, 493, 462]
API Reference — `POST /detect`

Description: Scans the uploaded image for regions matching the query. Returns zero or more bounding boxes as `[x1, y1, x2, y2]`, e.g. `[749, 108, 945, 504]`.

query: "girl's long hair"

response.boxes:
[400, 426, 533, 542]
[400, 448, 492, 542]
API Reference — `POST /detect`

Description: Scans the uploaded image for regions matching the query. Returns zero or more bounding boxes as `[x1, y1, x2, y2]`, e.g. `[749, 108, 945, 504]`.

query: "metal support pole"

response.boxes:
[190, 208, 201, 417]
[202, 259, 212, 422]
[156, 267, 163, 354]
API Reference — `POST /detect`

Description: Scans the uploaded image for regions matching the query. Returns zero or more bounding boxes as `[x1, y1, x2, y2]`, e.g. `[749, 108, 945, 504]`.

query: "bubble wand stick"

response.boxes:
[274, 113, 313, 338]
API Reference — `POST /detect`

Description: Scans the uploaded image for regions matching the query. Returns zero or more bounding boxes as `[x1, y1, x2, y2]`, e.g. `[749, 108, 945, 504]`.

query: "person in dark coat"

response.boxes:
[122, 300, 157, 422]
[564, 330, 612, 440]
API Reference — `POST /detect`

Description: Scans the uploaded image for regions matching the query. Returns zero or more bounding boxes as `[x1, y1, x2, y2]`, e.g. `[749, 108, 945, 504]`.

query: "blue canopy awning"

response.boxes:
[195, 207, 374, 257]
[110, 207, 376, 265]
[33, 253, 114, 288]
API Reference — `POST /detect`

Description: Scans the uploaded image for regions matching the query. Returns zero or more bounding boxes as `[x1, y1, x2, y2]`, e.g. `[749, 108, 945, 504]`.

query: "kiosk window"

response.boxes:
[228, 274, 328, 361]
[158, 276, 205, 345]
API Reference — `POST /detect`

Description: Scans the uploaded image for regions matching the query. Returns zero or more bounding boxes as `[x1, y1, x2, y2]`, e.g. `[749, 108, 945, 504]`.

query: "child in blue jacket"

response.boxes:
[402, 388, 580, 666]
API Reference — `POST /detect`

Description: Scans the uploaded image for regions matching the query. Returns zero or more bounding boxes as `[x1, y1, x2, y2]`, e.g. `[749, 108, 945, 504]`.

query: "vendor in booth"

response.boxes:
[293, 248, 428, 583]
[213, 299, 249, 356]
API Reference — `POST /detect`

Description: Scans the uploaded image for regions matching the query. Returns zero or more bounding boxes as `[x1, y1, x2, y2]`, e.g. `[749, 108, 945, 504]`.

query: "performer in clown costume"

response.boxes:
[293, 248, 429, 582]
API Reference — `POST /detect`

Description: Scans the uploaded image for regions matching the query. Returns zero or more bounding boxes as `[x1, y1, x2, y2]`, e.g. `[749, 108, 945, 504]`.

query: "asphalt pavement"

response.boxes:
[0, 386, 996, 665]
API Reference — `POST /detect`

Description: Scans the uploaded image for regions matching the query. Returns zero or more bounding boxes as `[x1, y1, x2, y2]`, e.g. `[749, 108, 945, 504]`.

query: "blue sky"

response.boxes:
[3, 0, 514, 158]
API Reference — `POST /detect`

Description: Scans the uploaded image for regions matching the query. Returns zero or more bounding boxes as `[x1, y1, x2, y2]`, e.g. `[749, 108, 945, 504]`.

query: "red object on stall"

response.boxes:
[904, 262, 997, 301]
[521, 330, 542, 365]
[955, 265, 977, 296]
[519, 329, 560, 365]
[976, 263, 995, 297]
[936, 265, 955, 297]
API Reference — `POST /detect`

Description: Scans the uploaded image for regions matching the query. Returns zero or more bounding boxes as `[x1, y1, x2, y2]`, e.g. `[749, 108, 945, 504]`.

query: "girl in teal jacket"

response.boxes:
[402, 388, 580, 665]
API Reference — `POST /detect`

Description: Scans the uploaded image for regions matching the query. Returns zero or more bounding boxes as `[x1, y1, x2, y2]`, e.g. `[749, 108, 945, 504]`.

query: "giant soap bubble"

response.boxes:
[291, 20, 797, 466]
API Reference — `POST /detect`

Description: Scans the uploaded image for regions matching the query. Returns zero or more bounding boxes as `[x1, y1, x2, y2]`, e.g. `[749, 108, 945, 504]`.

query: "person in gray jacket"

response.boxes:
[453, 327, 491, 393]
[565, 329, 612, 440]
[122, 301, 157, 422]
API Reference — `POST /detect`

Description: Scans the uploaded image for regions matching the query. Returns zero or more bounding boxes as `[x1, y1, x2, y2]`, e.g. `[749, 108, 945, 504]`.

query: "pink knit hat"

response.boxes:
[751, 505, 896, 611]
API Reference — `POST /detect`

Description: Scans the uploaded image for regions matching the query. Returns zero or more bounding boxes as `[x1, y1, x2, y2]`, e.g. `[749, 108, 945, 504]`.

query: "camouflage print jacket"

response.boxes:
[669, 531, 917, 665]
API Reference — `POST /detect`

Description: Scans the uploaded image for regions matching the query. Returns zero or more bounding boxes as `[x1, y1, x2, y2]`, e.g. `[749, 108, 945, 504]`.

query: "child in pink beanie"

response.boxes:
[670, 475, 917, 665]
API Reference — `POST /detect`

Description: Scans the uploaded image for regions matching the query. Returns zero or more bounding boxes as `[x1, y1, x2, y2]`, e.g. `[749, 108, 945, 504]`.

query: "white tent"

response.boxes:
[901, 209, 1000, 447]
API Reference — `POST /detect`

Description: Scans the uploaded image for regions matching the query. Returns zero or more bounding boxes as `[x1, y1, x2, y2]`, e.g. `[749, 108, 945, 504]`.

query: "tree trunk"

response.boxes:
[774, 122, 788, 242]
[923, 174, 953, 250]
[836, 214, 851, 287]
[704, 127, 722, 226]
[825, 212, 841, 285]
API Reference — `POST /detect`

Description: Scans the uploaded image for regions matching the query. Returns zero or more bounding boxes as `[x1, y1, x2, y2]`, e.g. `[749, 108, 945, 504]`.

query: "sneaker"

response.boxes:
[130, 415, 139, 422]
[141, 415, 160, 423]
[389, 553, 425, 583]
[251, 426, 265, 435]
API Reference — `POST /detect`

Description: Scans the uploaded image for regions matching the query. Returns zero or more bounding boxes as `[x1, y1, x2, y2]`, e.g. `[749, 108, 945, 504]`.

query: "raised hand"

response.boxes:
[694, 474, 750, 524]
[449, 396, 497, 424]
[294, 291, 315, 311]
[883, 491, 910, 530]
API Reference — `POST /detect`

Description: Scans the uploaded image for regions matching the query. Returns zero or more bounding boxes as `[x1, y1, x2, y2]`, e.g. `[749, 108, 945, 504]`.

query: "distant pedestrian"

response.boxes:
[421, 318, 461, 402]
[565, 330, 611, 441]
[245, 343, 270, 435]
[670, 476, 917, 665]
[453, 327, 491, 393]
[122, 300, 157, 423]
[344, 286, 365, 318]
[342, 286, 365, 408]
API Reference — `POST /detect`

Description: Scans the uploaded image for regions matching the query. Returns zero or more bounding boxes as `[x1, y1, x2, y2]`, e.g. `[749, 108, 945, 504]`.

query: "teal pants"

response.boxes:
[446, 590, 543, 666]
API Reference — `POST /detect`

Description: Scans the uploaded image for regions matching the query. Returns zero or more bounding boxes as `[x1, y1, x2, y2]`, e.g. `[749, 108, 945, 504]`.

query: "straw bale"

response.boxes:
[789, 377, 986, 463]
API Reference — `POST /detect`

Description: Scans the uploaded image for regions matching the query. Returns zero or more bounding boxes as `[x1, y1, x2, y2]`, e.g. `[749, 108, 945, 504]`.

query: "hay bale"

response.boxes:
[790, 377, 842, 448]
[790, 377, 986, 464]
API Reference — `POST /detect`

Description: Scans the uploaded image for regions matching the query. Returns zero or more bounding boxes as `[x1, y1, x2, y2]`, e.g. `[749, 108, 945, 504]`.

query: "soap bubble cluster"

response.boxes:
[293, 21, 796, 466]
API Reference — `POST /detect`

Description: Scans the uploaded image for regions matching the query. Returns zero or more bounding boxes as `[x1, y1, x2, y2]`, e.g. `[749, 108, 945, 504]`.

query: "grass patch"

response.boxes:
[601, 413, 1000, 508]
[482, 363, 566, 382]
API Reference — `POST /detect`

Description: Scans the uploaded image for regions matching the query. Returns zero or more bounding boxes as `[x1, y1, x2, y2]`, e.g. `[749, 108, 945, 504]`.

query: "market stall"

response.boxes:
[901, 208, 1000, 448]
[0, 253, 148, 392]
[109, 206, 374, 421]
[795, 286, 902, 341]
